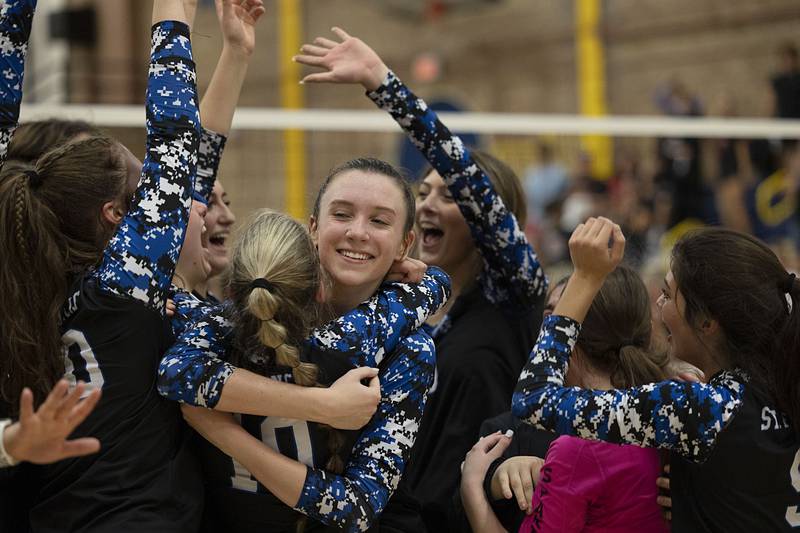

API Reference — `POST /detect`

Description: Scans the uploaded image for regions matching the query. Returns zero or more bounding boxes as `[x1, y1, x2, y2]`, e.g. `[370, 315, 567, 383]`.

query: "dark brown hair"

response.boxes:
[313, 157, 415, 234]
[577, 265, 668, 388]
[671, 227, 800, 434]
[0, 135, 130, 414]
[7, 119, 102, 164]
[471, 149, 528, 228]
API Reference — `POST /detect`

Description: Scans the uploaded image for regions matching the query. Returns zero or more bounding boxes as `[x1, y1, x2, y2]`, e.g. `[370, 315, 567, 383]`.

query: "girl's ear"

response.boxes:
[395, 230, 416, 260]
[101, 199, 125, 226]
[309, 215, 319, 246]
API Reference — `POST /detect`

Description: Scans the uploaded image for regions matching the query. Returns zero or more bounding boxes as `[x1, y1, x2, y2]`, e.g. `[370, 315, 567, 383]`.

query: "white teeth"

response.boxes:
[419, 221, 440, 231]
[339, 250, 371, 260]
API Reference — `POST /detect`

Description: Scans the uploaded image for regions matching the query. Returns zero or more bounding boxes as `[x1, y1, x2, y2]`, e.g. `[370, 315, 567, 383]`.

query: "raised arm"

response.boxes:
[97, 1, 202, 313]
[309, 265, 450, 367]
[195, 0, 264, 200]
[0, 0, 36, 170]
[184, 330, 436, 532]
[295, 29, 547, 311]
[511, 218, 744, 462]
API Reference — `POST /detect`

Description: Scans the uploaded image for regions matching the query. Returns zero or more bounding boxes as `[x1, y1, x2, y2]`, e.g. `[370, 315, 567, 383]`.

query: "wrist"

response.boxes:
[570, 270, 607, 288]
[363, 63, 389, 92]
[221, 43, 254, 62]
[0, 420, 21, 465]
[306, 387, 329, 424]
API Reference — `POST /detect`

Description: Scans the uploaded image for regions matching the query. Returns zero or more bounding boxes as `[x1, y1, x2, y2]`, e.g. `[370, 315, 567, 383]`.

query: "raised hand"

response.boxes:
[3, 380, 101, 465]
[552, 217, 625, 323]
[568, 216, 625, 284]
[293, 27, 389, 91]
[217, 0, 265, 57]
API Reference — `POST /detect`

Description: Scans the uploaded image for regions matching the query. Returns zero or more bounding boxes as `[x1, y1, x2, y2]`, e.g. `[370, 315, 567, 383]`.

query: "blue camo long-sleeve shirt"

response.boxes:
[511, 314, 746, 462]
[366, 71, 547, 318]
[158, 269, 449, 531]
[195, 127, 226, 201]
[94, 20, 201, 313]
[158, 266, 451, 407]
[0, 0, 35, 170]
[167, 126, 226, 338]
[296, 329, 435, 532]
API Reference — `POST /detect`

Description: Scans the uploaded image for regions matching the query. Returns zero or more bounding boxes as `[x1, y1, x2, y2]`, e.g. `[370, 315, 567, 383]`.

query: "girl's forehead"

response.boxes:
[322, 170, 404, 210]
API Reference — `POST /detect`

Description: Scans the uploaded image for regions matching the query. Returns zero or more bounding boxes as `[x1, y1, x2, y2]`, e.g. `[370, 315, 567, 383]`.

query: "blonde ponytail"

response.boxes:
[246, 285, 318, 386]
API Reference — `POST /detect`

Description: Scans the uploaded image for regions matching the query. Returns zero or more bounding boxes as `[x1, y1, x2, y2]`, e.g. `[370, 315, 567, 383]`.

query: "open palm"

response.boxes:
[294, 27, 389, 91]
[217, 0, 265, 57]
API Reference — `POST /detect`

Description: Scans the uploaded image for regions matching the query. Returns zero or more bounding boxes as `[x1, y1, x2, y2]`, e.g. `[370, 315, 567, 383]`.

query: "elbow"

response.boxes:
[156, 357, 185, 403]
[341, 500, 381, 533]
[510, 390, 529, 421]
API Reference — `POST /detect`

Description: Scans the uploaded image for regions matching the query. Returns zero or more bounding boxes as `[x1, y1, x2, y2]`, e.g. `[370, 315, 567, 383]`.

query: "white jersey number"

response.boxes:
[787, 448, 800, 528]
[62, 329, 105, 397]
[230, 416, 315, 493]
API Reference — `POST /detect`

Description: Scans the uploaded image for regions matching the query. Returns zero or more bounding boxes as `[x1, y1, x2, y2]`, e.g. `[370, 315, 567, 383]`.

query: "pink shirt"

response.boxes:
[519, 436, 668, 533]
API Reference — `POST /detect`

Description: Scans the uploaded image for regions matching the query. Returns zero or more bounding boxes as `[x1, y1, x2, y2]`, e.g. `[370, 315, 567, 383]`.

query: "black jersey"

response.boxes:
[514, 314, 800, 533]
[31, 279, 203, 532]
[198, 344, 360, 532]
[671, 383, 798, 532]
[27, 18, 204, 532]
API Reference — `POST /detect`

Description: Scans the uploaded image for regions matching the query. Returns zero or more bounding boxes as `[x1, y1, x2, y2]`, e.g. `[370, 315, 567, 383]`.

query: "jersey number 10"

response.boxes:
[62, 329, 105, 396]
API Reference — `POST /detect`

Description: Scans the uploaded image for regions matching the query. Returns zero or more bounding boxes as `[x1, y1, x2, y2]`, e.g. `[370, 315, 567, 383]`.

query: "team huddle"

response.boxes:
[0, 1, 798, 532]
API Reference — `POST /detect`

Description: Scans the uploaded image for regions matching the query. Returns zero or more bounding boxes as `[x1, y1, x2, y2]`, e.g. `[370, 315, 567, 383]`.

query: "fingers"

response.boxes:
[293, 54, 327, 68]
[53, 382, 87, 422]
[475, 432, 505, 452]
[486, 430, 513, 459]
[499, 470, 513, 499]
[300, 72, 338, 84]
[610, 223, 626, 263]
[59, 437, 101, 460]
[68, 388, 102, 429]
[346, 366, 379, 381]
[165, 299, 176, 318]
[246, 4, 266, 24]
[18, 387, 34, 424]
[331, 26, 351, 40]
[368, 375, 381, 392]
[299, 43, 329, 57]
[314, 36, 338, 49]
[656, 476, 670, 491]
[656, 495, 672, 509]
[510, 470, 529, 511]
[37, 380, 70, 420]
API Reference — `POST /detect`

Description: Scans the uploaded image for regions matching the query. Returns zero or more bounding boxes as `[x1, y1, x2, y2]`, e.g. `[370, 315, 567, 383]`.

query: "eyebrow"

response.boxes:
[328, 199, 396, 215]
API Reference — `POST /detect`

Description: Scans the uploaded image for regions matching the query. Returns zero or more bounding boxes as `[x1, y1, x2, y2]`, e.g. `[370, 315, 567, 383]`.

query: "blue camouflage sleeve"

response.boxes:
[169, 286, 218, 338]
[308, 266, 450, 368]
[96, 20, 201, 313]
[295, 330, 436, 532]
[511, 314, 746, 462]
[158, 305, 236, 407]
[195, 128, 226, 202]
[367, 71, 547, 312]
[0, 0, 36, 170]
[160, 268, 448, 410]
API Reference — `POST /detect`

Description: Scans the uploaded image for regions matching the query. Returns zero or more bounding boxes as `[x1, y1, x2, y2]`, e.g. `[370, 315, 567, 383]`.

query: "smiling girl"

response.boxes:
[295, 28, 548, 530]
